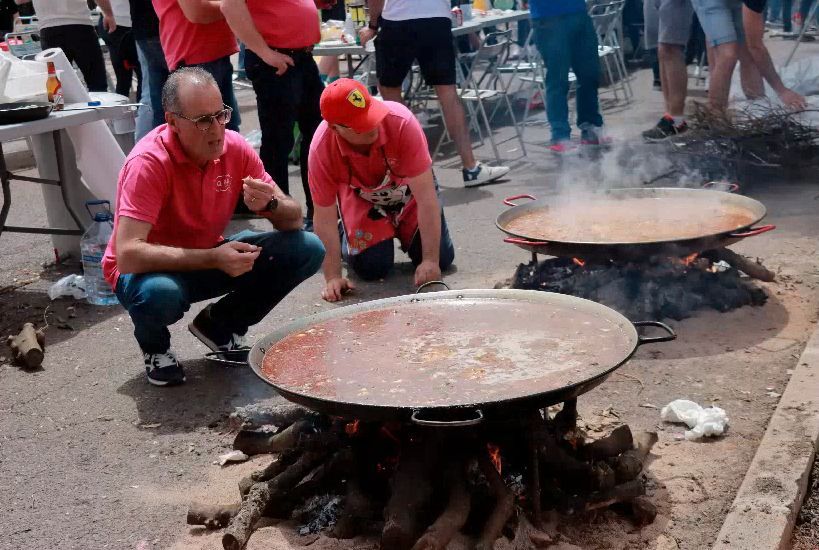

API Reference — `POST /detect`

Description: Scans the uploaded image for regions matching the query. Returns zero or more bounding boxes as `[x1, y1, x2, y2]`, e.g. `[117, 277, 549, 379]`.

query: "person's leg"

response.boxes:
[738, 42, 765, 98]
[532, 17, 573, 143]
[570, 13, 604, 131]
[296, 54, 324, 221]
[120, 28, 141, 100]
[44, 25, 108, 92]
[345, 238, 396, 281]
[195, 56, 241, 131]
[658, 0, 695, 117]
[692, 0, 741, 111]
[98, 19, 134, 97]
[645, 0, 661, 87]
[134, 41, 154, 139]
[136, 37, 169, 133]
[433, 85, 478, 169]
[318, 56, 340, 82]
[406, 211, 456, 271]
[244, 49, 299, 196]
[783, 0, 794, 31]
[208, 230, 325, 335]
[374, 18, 417, 103]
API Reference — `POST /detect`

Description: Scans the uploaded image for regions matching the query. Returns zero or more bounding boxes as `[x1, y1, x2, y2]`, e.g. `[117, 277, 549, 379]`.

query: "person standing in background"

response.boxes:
[30, 0, 115, 92]
[130, 0, 169, 140]
[221, 0, 333, 231]
[1, 0, 18, 37]
[97, 0, 141, 98]
[527, 0, 607, 152]
[359, 0, 510, 187]
[641, 0, 695, 141]
[152, 0, 241, 131]
[318, 0, 346, 84]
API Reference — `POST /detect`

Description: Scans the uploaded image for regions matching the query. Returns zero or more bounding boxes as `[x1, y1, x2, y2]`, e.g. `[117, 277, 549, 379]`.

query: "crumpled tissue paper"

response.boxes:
[661, 399, 729, 441]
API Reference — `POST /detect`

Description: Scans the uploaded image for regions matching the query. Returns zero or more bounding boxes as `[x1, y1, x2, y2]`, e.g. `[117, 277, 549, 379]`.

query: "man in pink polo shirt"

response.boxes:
[102, 67, 325, 386]
[221, 0, 335, 230]
[152, 0, 241, 131]
[308, 79, 455, 302]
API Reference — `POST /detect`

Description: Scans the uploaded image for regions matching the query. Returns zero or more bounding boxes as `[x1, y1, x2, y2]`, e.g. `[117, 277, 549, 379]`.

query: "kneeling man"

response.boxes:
[102, 67, 325, 386]
[308, 79, 455, 302]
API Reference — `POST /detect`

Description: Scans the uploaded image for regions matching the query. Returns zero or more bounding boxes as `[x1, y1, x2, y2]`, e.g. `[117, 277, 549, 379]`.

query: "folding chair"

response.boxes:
[4, 31, 43, 60]
[589, 0, 633, 104]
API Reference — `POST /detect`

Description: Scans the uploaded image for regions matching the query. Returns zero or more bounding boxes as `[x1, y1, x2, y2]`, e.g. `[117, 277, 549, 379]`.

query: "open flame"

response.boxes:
[344, 419, 360, 436]
[486, 443, 502, 475]
[572, 257, 586, 267]
[681, 252, 699, 266]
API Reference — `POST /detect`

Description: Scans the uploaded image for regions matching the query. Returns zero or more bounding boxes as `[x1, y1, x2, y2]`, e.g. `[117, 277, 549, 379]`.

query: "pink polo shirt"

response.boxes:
[308, 101, 432, 209]
[101, 125, 273, 288]
[152, 0, 238, 70]
[247, 0, 321, 49]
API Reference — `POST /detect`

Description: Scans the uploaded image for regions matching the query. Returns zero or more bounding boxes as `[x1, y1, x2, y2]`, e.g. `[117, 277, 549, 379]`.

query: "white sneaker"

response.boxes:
[143, 350, 186, 386]
[462, 162, 510, 188]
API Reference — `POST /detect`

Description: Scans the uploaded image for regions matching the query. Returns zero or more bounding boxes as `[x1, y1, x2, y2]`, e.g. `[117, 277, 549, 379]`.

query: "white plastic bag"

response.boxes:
[48, 274, 87, 300]
[661, 399, 729, 441]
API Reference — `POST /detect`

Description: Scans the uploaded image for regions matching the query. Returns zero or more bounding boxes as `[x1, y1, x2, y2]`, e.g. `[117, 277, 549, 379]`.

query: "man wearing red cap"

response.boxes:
[308, 79, 455, 302]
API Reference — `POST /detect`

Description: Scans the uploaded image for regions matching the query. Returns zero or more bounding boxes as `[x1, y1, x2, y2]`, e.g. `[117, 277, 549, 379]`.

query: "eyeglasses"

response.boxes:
[172, 104, 233, 131]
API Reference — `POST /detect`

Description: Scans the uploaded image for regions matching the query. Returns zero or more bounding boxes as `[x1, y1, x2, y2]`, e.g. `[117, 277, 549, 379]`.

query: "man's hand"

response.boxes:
[102, 13, 117, 33]
[213, 241, 260, 277]
[322, 277, 355, 302]
[242, 177, 277, 212]
[358, 27, 376, 46]
[260, 48, 295, 76]
[778, 88, 808, 110]
[414, 260, 441, 288]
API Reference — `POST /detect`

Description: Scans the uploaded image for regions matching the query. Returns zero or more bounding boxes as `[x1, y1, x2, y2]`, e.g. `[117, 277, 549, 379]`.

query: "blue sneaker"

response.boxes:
[143, 350, 186, 386]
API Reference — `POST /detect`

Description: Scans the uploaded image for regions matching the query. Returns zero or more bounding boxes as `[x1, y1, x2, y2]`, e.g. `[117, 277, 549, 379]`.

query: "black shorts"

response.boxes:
[321, 2, 346, 22]
[375, 17, 457, 87]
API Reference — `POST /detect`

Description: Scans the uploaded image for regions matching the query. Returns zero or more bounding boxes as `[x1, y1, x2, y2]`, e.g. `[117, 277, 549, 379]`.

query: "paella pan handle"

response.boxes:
[410, 408, 484, 427]
[728, 225, 776, 238]
[503, 194, 537, 207]
[504, 237, 547, 246]
[702, 181, 740, 193]
[633, 321, 677, 346]
[416, 280, 451, 294]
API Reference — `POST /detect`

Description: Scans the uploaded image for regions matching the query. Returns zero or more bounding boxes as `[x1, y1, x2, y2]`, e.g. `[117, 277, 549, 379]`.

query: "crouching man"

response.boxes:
[102, 67, 325, 386]
[308, 79, 455, 302]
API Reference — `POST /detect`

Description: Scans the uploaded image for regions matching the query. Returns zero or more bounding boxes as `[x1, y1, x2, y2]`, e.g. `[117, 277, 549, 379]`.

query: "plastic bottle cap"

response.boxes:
[87, 100, 101, 106]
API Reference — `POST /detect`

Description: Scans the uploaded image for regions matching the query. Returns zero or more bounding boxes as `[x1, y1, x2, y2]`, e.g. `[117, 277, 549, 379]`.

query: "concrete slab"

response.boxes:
[712, 323, 819, 550]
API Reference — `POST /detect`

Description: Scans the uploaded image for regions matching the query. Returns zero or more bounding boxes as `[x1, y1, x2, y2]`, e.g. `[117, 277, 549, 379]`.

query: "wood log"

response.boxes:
[232, 420, 311, 456]
[475, 450, 515, 550]
[332, 477, 373, 539]
[528, 435, 543, 527]
[411, 461, 471, 550]
[228, 402, 312, 431]
[539, 434, 595, 492]
[611, 431, 658, 483]
[222, 451, 325, 550]
[6, 323, 45, 369]
[630, 496, 658, 526]
[238, 449, 300, 498]
[592, 461, 616, 492]
[553, 398, 577, 434]
[706, 248, 775, 282]
[582, 479, 645, 512]
[187, 502, 240, 529]
[583, 425, 634, 461]
[382, 438, 436, 550]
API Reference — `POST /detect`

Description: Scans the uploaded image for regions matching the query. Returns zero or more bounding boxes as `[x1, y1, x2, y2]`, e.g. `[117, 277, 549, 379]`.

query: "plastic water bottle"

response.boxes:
[81, 200, 118, 306]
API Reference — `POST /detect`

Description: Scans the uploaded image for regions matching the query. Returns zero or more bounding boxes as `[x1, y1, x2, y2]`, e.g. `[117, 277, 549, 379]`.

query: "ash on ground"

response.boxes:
[512, 256, 768, 321]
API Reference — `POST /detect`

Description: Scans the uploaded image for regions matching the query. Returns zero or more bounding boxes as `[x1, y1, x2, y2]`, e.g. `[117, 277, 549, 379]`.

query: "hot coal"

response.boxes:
[512, 256, 767, 321]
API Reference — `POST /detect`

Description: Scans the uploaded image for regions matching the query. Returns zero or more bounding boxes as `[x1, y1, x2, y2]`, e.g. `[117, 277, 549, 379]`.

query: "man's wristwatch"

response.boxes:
[265, 197, 279, 213]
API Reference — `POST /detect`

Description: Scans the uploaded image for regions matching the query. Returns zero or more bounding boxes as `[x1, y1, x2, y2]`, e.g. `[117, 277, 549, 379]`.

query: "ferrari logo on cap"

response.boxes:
[347, 89, 366, 109]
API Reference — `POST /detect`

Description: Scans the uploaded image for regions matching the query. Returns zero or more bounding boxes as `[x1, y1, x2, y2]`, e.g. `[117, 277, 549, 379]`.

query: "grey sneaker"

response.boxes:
[462, 162, 510, 188]
[143, 350, 186, 386]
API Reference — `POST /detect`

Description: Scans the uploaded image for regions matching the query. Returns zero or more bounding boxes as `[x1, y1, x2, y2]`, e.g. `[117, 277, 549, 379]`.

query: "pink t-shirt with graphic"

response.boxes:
[101, 125, 272, 288]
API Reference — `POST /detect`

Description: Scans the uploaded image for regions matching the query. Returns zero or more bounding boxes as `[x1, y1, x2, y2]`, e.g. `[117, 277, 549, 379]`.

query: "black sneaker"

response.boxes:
[642, 116, 688, 142]
[188, 305, 249, 353]
[143, 350, 186, 386]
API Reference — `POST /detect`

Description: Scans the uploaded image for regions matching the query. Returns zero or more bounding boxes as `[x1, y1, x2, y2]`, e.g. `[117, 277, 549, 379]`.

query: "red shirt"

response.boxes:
[247, 0, 321, 48]
[102, 125, 273, 287]
[308, 101, 432, 252]
[152, 0, 238, 70]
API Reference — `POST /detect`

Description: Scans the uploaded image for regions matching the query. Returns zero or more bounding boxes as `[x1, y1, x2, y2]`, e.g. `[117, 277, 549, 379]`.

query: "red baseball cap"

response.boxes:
[320, 78, 389, 133]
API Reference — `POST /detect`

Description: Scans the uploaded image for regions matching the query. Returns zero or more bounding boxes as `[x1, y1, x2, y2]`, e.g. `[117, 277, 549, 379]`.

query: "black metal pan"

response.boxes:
[497, 187, 774, 261]
[0, 101, 53, 125]
[248, 289, 675, 425]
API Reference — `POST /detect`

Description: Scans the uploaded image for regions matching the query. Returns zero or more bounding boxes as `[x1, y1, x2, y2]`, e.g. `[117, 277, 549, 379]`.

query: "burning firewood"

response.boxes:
[610, 431, 658, 484]
[382, 437, 436, 550]
[475, 449, 515, 550]
[187, 503, 240, 529]
[6, 323, 45, 369]
[703, 248, 776, 282]
[411, 460, 471, 550]
[582, 425, 634, 461]
[232, 420, 311, 456]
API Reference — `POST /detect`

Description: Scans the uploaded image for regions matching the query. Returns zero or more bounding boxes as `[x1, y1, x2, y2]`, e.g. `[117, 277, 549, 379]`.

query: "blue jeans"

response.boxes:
[115, 230, 325, 354]
[135, 37, 169, 140]
[340, 212, 456, 281]
[187, 56, 241, 132]
[532, 13, 603, 143]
